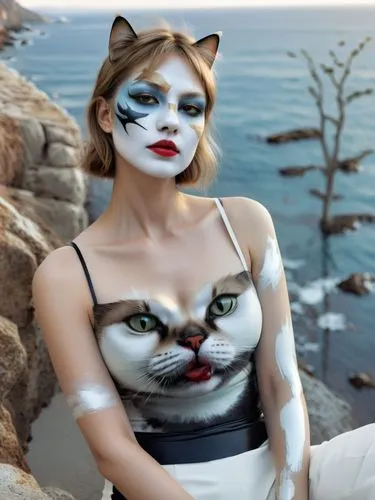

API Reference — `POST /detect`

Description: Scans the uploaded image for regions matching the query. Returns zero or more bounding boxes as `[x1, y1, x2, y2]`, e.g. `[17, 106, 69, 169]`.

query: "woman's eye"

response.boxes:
[126, 314, 157, 333]
[134, 94, 158, 105]
[209, 296, 238, 317]
[181, 104, 204, 117]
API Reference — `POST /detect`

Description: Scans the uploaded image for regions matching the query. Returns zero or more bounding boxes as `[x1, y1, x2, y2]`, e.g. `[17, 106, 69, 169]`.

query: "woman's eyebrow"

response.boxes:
[134, 74, 171, 93]
[180, 92, 206, 101]
[131, 79, 206, 101]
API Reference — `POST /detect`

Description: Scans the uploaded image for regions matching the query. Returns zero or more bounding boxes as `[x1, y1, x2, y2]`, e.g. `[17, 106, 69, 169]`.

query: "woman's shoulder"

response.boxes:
[218, 196, 275, 235]
[32, 243, 88, 302]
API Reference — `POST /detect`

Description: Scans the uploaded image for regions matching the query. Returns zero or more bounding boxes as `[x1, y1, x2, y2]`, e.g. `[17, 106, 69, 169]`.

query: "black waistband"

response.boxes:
[111, 418, 267, 499]
[136, 417, 267, 465]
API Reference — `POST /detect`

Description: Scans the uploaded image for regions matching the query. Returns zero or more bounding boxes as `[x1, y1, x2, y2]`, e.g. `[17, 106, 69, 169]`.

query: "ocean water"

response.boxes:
[2, 6, 375, 424]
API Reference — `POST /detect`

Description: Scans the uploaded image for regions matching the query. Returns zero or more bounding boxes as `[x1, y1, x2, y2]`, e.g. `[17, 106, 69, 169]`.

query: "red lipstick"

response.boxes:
[147, 140, 179, 157]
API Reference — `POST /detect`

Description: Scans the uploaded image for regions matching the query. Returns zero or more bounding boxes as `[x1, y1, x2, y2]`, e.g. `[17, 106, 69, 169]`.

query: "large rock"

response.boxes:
[0, 197, 60, 448]
[19, 117, 46, 167]
[46, 143, 78, 168]
[44, 123, 81, 149]
[24, 166, 86, 205]
[0, 63, 88, 241]
[0, 114, 24, 185]
[0, 199, 77, 498]
[7, 188, 88, 242]
[0, 315, 29, 471]
[0, 464, 49, 500]
[301, 370, 353, 444]
[0, 0, 45, 29]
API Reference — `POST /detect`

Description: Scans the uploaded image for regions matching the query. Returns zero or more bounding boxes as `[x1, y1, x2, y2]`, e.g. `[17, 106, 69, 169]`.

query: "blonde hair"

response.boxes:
[81, 24, 219, 188]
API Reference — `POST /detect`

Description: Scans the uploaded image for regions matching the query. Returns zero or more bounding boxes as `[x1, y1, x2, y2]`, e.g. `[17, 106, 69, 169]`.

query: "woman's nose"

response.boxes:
[156, 104, 179, 135]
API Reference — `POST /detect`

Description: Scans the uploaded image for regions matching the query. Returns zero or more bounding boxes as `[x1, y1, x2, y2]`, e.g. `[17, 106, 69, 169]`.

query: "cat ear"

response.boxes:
[193, 32, 222, 68]
[109, 15, 138, 63]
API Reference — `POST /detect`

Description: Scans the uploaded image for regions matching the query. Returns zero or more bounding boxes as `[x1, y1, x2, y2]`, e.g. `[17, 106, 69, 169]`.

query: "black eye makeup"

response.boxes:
[125, 80, 206, 117]
[179, 100, 206, 117]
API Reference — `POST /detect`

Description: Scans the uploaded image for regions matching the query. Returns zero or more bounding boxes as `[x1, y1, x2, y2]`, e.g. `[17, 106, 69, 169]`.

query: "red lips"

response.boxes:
[147, 140, 179, 157]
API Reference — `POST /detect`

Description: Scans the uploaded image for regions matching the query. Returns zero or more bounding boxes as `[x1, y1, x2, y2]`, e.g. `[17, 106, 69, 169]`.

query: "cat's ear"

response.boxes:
[193, 32, 222, 68]
[109, 15, 138, 63]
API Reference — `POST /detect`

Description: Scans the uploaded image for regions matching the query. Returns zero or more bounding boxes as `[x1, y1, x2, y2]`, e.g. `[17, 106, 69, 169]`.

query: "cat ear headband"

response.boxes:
[108, 15, 221, 68]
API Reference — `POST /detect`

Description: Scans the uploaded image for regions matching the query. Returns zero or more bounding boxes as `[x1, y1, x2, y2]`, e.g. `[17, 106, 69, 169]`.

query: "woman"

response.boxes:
[32, 15, 375, 500]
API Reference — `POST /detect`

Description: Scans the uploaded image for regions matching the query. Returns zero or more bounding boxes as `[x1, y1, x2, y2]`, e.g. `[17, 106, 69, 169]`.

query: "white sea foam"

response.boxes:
[283, 258, 306, 270]
[317, 313, 347, 332]
[298, 277, 341, 305]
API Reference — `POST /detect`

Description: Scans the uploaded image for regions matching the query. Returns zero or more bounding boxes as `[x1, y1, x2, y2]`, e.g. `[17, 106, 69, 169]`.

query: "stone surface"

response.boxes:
[19, 117, 46, 167]
[301, 370, 353, 445]
[42, 487, 76, 500]
[24, 166, 86, 205]
[0, 0, 45, 29]
[0, 198, 60, 450]
[0, 464, 50, 500]
[44, 124, 80, 149]
[0, 60, 84, 500]
[0, 114, 24, 185]
[337, 273, 374, 296]
[46, 143, 78, 168]
[266, 127, 321, 144]
[19, 193, 88, 243]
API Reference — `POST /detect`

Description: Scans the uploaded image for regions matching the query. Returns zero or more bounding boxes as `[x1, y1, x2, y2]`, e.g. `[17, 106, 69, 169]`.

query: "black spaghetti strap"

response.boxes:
[69, 241, 98, 306]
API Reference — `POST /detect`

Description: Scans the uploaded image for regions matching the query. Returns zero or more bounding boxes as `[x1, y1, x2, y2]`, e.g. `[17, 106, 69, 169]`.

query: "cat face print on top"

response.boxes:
[111, 55, 207, 179]
[93, 271, 263, 432]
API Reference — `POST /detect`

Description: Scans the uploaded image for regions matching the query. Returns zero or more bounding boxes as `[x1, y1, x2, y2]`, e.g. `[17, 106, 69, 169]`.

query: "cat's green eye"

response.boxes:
[126, 314, 157, 333]
[209, 295, 238, 317]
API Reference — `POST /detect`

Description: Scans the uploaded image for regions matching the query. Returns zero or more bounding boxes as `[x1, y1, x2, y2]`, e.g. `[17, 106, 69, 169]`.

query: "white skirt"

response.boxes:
[101, 424, 375, 500]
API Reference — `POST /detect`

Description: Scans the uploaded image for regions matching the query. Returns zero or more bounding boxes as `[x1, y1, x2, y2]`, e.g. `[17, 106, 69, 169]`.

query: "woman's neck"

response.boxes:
[99, 162, 188, 242]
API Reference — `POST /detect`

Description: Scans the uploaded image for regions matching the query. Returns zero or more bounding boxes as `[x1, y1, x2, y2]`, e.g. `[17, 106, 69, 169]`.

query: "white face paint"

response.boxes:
[259, 235, 283, 291]
[112, 55, 207, 178]
[66, 383, 118, 420]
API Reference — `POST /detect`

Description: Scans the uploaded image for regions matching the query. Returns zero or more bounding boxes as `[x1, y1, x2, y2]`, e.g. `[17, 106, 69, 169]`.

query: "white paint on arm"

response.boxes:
[258, 235, 283, 292]
[275, 319, 302, 398]
[275, 319, 306, 500]
[66, 383, 118, 420]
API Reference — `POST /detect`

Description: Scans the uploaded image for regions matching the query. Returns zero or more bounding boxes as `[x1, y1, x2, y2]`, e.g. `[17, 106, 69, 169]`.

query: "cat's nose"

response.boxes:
[178, 333, 207, 352]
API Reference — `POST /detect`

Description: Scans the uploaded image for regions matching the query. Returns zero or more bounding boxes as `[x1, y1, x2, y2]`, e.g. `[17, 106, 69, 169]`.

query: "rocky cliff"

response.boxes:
[0, 0, 45, 29]
[0, 62, 86, 499]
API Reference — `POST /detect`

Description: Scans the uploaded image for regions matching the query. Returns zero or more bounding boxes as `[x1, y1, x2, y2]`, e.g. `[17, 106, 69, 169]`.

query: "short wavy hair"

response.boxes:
[81, 22, 219, 188]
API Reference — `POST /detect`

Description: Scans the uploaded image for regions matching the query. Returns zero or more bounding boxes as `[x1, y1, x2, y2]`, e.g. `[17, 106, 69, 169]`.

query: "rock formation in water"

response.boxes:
[0, 0, 45, 29]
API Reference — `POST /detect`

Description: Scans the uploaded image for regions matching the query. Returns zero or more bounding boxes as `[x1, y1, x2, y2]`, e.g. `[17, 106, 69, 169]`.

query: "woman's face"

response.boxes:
[111, 55, 207, 178]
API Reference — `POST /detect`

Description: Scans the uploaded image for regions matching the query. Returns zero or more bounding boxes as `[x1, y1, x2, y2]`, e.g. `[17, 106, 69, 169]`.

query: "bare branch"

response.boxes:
[320, 63, 340, 88]
[346, 88, 374, 104]
[323, 114, 340, 126]
[329, 50, 345, 68]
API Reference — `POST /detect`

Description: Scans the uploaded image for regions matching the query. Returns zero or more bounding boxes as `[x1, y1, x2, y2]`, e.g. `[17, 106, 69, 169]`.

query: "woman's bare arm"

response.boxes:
[32, 247, 194, 500]
[223, 197, 310, 500]
[249, 201, 310, 500]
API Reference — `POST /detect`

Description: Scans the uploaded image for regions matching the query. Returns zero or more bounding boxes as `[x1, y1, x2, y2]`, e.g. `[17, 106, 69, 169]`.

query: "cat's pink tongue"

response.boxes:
[185, 365, 212, 382]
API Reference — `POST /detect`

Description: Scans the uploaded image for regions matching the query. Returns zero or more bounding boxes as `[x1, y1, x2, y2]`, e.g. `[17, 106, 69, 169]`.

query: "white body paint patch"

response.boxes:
[275, 318, 305, 499]
[259, 235, 283, 291]
[66, 383, 118, 420]
[275, 319, 302, 397]
[279, 468, 296, 500]
[280, 397, 305, 473]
